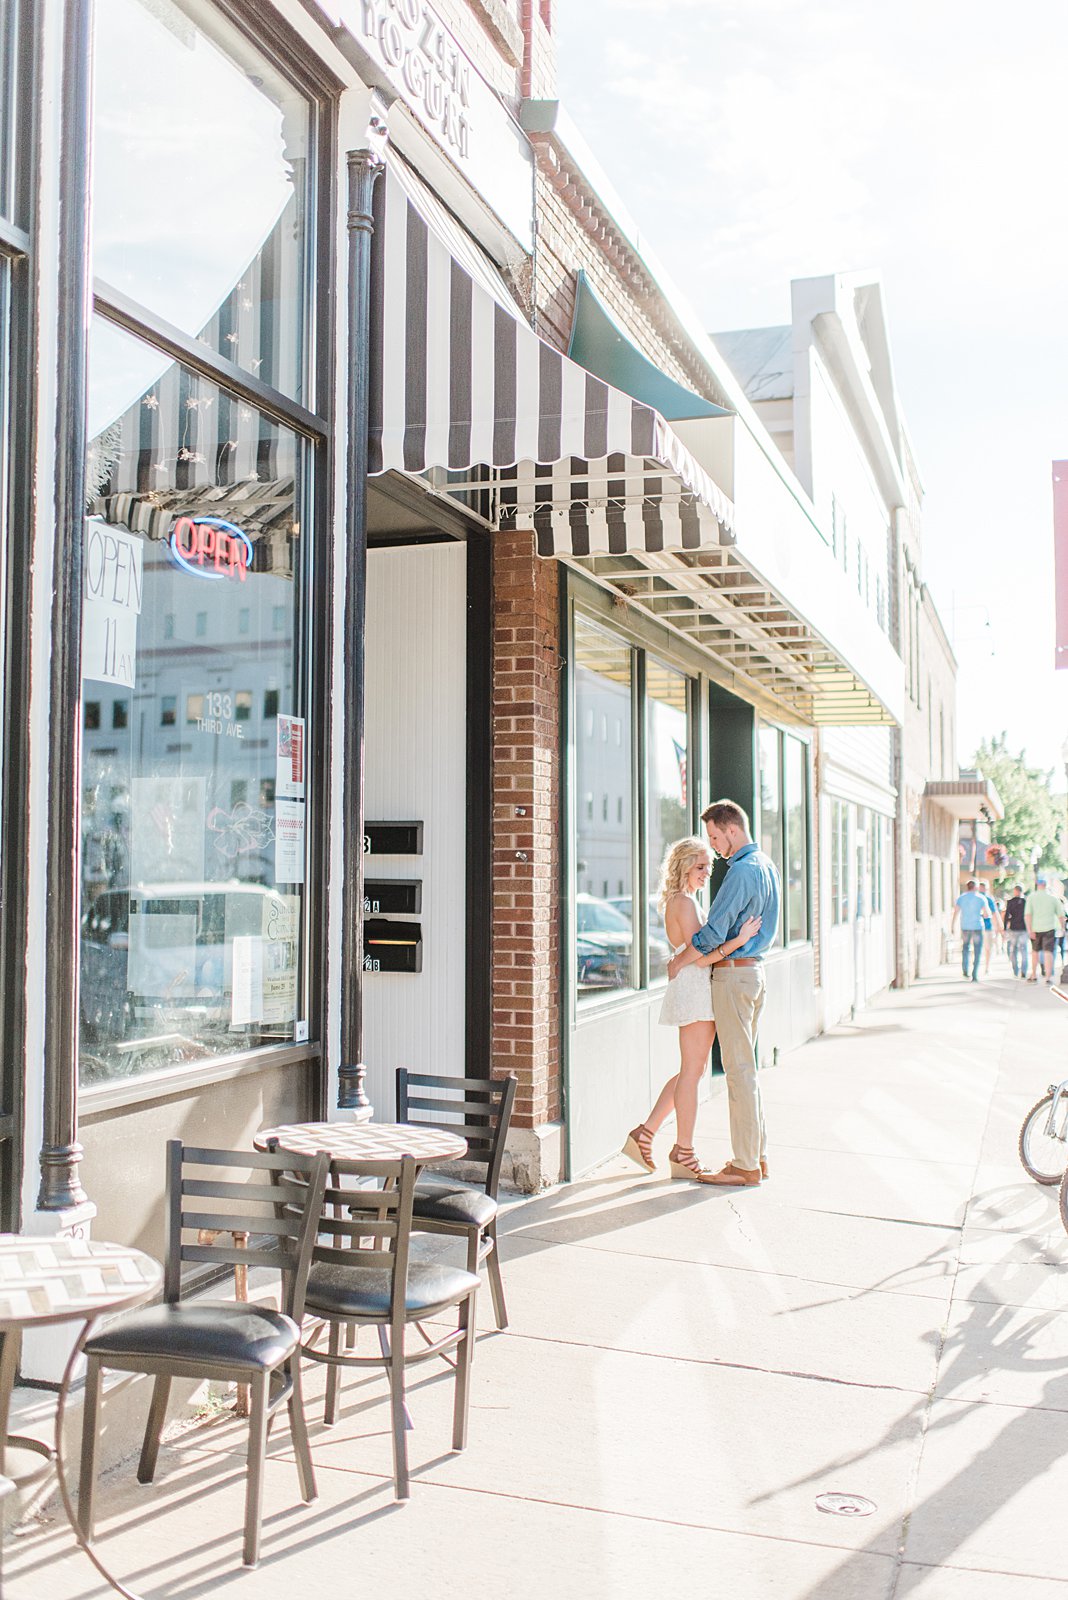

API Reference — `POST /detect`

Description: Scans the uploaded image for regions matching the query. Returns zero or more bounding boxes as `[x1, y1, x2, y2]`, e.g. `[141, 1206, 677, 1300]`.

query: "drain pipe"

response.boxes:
[339, 108, 387, 1105]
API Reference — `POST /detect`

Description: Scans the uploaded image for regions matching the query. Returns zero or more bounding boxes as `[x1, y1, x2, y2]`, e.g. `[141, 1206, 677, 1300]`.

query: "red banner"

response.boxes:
[1055, 463, 1068, 667]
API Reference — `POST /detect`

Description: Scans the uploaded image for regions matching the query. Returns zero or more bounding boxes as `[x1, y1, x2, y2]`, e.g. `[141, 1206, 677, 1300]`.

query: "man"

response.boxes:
[1025, 873, 1065, 984]
[977, 879, 999, 975]
[1003, 884, 1030, 980]
[950, 879, 986, 981]
[666, 799, 780, 1187]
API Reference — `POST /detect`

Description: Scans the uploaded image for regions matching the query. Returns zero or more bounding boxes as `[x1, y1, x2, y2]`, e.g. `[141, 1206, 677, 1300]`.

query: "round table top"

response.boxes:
[254, 1120, 467, 1163]
[0, 1236, 162, 1330]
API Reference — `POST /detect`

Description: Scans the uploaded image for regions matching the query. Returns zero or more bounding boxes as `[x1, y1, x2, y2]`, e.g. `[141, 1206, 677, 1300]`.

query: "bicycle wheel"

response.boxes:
[1059, 1167, 1068, 1234]
[1019, 1093, 1068, 1185]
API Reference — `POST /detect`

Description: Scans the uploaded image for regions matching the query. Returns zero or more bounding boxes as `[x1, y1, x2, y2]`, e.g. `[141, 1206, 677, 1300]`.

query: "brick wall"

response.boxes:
[491, 530, 561, 1130]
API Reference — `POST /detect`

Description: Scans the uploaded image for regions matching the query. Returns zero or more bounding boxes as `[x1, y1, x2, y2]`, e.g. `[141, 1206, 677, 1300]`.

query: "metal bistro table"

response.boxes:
[0, 1234, 161, 1599]
[253, 1121, 468, 1165]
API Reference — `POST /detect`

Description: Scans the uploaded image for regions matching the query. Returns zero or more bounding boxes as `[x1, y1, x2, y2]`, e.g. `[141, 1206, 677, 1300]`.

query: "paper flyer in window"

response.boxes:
[261, 894, 299, 1024]
[274, 798, 305, 884]
[82, 519, 143, 687]
[275, 715, 305, 800]
[231, 935, 264, 1026]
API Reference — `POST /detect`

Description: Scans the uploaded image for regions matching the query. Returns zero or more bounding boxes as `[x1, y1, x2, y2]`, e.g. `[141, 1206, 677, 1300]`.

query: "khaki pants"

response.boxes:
[711, 964, 767, 1171]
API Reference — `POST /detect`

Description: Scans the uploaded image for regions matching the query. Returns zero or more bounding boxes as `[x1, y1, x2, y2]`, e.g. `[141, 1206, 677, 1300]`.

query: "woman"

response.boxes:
[623, 836, 761, 1183]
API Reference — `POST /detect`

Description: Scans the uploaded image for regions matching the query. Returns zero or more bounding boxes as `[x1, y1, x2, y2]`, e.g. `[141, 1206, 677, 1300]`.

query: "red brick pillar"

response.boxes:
[492, 528, 563, 1188]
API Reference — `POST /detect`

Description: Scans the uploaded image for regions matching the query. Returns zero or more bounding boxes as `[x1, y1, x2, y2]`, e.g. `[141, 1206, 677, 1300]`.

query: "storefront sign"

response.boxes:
[169, 515, 253, 582]
[363, 878, 421, 915]
[312, 0, 534, 249]
[82, 519, 142, 687]
[363, 820, 423, 855]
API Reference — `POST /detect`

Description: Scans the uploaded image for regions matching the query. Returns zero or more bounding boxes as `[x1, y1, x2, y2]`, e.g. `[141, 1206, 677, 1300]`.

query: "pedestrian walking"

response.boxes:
[665, 799, 780, 1188]
[623, 837, 761, 1182]
[1003, 884, 1030, 979]
[950, 879, 986, 981]
[977, 879, 998, 975]
[1025, 874, 1065, 984]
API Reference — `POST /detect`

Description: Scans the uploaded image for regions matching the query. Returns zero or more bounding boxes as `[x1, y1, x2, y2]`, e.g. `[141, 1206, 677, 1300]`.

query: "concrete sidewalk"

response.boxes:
[13, 965, 1068, 1599]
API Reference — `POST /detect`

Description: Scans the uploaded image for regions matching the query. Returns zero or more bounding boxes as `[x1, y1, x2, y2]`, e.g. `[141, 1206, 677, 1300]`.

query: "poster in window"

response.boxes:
[231, 935, 264, 1026]
[275, 714, 305, 800]
[274, 798, 305, 884]
[82, 520, 143, 687]
[262, 893, 299, 1024]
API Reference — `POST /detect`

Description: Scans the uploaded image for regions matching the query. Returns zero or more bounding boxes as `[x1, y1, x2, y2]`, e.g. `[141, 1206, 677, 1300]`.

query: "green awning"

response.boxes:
[568, 271, 731, 423]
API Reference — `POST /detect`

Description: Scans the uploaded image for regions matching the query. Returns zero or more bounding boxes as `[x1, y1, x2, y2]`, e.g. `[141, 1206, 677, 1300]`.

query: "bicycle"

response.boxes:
[1018, 986, 1068, 1185]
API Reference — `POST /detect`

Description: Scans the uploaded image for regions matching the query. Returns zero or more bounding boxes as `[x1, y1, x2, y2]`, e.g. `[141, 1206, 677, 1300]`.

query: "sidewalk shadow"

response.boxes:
[784, 1207, 1068, 1596]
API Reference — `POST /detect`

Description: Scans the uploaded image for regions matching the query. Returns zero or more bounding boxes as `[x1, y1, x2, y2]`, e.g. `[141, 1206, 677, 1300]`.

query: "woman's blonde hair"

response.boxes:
[656, 835, 711, 915]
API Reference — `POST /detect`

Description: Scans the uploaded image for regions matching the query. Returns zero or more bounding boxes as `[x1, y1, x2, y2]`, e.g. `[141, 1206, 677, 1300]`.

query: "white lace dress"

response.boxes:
[658, 938, 715, 1026]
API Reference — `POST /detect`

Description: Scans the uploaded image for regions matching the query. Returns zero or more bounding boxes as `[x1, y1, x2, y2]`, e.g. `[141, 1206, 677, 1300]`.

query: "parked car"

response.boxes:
[574, 893, 671, 984]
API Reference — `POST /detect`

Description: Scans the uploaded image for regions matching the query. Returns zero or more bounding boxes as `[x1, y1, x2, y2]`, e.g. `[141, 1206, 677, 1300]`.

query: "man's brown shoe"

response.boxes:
[707, 1164, 761, 1187]
[726, 1160, 769, 1180]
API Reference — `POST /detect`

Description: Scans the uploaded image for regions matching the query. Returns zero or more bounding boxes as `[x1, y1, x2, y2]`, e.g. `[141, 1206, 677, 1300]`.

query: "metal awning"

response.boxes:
[925, 774, 1004, 820]
[368, 155, 733, 553]
[559, 546, 896, 726]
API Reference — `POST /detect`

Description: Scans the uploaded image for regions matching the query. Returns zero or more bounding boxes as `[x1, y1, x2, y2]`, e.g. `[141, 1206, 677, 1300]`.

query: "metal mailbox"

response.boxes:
[363, 918, 422, 974]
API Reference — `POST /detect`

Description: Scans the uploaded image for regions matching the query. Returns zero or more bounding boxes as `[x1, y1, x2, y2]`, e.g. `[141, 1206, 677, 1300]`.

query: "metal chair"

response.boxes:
[396, 1069, 518, 1329]
[299, 1153, 479, 1500]
[77, 1142, 329, 1568]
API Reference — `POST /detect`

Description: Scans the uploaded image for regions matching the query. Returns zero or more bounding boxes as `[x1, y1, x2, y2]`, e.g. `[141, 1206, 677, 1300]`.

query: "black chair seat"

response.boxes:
[412, 1175, 498, 1229]
[84, 1302, 300, 1371]
[305, 1261, 480, 1321]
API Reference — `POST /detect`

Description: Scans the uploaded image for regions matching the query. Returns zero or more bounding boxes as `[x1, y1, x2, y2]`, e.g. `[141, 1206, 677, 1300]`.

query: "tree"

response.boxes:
[972, 734, 1067, 884]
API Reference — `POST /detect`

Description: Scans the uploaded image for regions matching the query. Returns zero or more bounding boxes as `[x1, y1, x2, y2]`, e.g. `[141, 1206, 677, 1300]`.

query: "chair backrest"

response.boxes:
[395, 1070, 518, 1200]
[163, 1142, 330, 1319]
[306, 1154, 419, 1326]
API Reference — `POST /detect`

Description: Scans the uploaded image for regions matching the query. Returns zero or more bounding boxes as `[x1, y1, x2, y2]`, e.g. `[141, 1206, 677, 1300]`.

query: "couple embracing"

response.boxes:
[624, 799, 780, 1187]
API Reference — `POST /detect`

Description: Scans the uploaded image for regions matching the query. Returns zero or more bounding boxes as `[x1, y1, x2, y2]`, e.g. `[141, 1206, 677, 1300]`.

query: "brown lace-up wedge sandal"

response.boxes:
[668, 1144, 718, 1184]
[622, 1123, 656, 1172]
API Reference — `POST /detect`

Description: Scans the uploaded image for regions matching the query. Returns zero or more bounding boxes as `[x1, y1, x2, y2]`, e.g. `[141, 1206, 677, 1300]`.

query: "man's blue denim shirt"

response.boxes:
[692, 841, 781, 959]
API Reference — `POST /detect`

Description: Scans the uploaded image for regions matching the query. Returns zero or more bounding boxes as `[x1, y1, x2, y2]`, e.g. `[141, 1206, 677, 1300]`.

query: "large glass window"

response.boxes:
[92, 0, 310, 403]
[80, 3, 319, 1086]
[758, 726, 784, 947]
[79, 322, 307, 1083]
[831, 800, 850, 926]
[646, 661, 688, 979]
[574, 617, 634, 998]
[784, 735, 808, 943]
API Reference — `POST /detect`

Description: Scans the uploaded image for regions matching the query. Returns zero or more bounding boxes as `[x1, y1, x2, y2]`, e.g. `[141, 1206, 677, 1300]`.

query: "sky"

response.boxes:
[555, 0, 1068, 779]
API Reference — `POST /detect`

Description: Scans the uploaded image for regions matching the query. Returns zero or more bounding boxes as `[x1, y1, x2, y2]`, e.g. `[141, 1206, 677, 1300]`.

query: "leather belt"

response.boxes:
[717, 957, 763, 968]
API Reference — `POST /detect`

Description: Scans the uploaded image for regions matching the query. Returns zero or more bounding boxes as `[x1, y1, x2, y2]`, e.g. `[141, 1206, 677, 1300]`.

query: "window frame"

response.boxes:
[759, 722, 812, 948]
[567, 594, 701, 1014]
[78, 0, 340, 1098]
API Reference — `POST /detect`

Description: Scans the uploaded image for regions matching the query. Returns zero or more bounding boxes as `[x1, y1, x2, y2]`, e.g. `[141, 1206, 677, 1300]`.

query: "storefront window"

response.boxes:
[831, 800, 850, 926]
[646, 661, 689, 980]
[92, 0, 310, 404]
[79, 317, 308, 1084]
[784, 734, 808, 943]
[0, 0, 22, 225]
[758, 725, 783, 947]
[574, 616, 634, 998]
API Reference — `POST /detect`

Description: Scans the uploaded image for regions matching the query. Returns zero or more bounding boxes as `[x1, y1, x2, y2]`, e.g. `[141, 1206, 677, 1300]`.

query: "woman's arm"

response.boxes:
[693, 913, 762, 967]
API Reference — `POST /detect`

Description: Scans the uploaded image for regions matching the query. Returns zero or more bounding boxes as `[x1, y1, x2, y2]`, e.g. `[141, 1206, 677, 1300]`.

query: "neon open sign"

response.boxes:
[169, 515, 253, 582]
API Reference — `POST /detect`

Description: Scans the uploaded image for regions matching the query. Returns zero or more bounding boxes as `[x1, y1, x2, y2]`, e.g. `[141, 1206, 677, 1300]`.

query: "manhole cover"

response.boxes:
[815, 1492, 876, 1517]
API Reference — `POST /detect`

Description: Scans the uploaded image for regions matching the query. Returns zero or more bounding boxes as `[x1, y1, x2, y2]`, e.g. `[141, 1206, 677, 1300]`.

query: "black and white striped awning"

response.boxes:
[368, 157, 734, 554]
